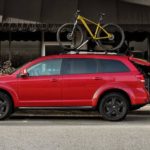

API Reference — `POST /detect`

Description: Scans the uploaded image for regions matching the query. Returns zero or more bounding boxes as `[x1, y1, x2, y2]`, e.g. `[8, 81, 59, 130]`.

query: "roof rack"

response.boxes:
[60, 49, 126, 56]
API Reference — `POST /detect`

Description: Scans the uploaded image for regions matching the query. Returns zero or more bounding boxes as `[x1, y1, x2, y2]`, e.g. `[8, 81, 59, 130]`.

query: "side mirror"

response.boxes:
[20, 69, 29, 78]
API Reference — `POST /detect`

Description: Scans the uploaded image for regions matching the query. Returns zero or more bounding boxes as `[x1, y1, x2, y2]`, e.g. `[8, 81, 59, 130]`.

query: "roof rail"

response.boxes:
[60, 49, 126, 56]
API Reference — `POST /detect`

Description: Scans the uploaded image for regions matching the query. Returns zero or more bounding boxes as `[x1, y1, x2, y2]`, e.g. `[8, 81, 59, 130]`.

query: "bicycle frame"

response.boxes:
[76, 15, 112, 40]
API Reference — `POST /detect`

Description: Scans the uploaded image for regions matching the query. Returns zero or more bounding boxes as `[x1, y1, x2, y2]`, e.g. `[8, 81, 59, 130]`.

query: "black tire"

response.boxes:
[98, 23, 125, 51]
[0, 92, 13, 120]
[57, 23, 84, 50]
[99, 92, 128, 121]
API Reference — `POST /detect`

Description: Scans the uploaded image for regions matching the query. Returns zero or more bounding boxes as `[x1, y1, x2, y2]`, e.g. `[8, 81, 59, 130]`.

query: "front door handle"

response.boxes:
[93, 77, 102, 80]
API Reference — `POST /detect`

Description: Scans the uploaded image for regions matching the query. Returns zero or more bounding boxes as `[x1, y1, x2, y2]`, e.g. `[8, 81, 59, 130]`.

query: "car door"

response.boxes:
[61, 58, 105, 106]
[18, 58, 62, 107]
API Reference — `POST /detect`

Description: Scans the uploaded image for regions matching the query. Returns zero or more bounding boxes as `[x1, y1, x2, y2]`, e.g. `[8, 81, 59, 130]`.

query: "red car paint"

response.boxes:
[129, 56, 150, 66]
[0, 54, 149, 108]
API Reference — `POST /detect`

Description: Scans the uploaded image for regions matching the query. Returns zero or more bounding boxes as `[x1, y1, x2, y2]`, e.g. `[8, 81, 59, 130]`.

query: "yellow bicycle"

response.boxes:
[57, 10, 125, 51]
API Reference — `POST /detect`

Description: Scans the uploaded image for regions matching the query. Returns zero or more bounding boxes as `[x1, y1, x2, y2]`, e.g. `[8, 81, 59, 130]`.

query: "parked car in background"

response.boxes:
[0, 54, 149, 121]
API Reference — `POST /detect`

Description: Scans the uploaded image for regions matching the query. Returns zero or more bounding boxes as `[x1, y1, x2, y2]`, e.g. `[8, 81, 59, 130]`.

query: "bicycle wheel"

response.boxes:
[98, 23, 125, 51]
[57, 23, 84, 50]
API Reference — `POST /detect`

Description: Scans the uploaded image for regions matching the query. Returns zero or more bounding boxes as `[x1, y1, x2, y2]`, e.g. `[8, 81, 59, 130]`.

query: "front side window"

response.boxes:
[61, 58, 97, 75]
[27, 59, 62, 76]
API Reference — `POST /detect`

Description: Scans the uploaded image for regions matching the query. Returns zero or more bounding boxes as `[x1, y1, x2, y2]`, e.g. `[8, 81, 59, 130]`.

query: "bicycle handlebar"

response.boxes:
[76, 10, 80, 14]
[75, 10, 80, 15]
[74, 10, 80, 18]
[99, 13, 106, 21]
[99, 13, 106, 16]
[74, 10, 106, 21]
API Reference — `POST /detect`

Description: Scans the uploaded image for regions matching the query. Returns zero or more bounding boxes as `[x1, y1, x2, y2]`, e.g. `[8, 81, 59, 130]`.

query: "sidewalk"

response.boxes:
[12, 105, 150, 117]
[130, 105, 150, 115]
[135, 105, 150, 111]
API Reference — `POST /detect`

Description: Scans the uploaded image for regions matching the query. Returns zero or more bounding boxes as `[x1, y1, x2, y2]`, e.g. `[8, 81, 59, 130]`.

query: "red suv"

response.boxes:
[0, 54, 149, 121]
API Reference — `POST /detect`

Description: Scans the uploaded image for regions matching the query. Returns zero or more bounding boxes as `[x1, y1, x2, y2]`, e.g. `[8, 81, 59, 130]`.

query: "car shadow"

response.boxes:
[0, 110, 150, 126]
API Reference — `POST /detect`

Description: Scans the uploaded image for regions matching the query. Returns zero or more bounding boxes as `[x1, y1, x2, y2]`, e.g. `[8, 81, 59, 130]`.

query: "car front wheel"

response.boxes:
[0, 92, 13, 120]
[99, 92, 128, 121]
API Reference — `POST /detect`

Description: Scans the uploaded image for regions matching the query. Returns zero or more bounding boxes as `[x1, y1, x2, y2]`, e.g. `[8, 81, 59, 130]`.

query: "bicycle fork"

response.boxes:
[72, 19, 90, 50]
[70, 20, 78, 37]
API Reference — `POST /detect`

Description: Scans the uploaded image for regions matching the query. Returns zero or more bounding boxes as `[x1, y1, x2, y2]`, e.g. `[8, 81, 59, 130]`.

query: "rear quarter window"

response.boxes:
[97, 59, 130, 73]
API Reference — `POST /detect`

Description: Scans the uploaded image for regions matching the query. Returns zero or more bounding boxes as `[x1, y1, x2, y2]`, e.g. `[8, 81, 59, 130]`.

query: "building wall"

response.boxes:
[0, 41, 41, 67]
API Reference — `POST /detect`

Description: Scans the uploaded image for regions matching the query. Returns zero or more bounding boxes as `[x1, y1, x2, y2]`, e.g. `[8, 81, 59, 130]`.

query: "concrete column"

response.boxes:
[8, 32, 12, 60]
[148, 36, 150, 61]
[0, 41, 1, 64]
[41, 31, 45, 56]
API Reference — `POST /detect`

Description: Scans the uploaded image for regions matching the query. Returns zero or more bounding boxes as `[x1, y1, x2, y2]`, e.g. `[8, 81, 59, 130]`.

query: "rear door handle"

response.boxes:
[93, 77, 102, 80]
[50, 78, 58, 82]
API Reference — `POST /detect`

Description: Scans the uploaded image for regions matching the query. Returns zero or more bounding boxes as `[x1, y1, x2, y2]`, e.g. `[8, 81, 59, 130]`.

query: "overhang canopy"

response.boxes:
[0, 0, 150, 31]
[0, 23, 60, 32]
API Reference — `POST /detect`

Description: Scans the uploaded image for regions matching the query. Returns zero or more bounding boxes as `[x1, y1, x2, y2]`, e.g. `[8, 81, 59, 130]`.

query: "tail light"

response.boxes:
[136, 74, 145, 83]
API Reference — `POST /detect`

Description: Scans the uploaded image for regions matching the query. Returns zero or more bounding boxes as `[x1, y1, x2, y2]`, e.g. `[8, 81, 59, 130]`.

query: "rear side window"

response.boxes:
[61, 58, 97, 75]
[97, 59, 130, 73]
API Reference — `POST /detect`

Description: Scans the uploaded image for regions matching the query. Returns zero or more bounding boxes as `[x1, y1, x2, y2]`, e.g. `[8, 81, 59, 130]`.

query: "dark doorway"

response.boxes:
[45, 45, 64, 56]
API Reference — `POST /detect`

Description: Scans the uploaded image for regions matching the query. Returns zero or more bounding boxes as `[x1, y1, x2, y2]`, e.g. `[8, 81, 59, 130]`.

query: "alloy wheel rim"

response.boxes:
[104, 96, 126, 119]
[0, 99, 8, 117]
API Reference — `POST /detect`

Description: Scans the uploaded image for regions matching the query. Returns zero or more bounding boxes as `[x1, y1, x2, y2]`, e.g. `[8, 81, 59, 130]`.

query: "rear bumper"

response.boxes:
[131, 88, 150, 105]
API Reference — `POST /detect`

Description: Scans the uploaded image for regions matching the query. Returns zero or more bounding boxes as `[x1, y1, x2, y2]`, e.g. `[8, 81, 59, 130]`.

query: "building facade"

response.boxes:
[0, 0, 149, 67]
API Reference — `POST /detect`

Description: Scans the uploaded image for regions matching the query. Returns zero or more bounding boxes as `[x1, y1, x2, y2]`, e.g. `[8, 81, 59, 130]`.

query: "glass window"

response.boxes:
[27, 59, 62, 76]
[62, 58, 97, 75]
[97, 59, 130, 73]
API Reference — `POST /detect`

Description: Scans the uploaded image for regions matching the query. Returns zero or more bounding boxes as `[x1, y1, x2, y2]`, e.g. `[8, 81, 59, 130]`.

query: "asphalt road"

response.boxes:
[0, 109, 150, 150]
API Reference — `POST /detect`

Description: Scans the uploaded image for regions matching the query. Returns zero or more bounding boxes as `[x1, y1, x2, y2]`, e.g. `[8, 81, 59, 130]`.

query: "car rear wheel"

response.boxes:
[0, 92, 13, 120]
[99, 92, 128, 121]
